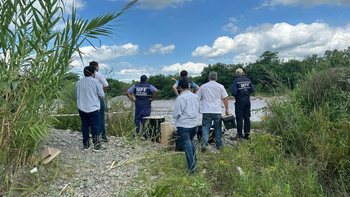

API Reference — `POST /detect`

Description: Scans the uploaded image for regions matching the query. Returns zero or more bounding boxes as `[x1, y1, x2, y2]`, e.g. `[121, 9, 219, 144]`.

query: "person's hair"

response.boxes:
[178, 79, 189, 89]
[209, 72, 217, 80]
[180, 70, 188, 77]
[84, 66, 95, 77]
[89, 61, 99, 67]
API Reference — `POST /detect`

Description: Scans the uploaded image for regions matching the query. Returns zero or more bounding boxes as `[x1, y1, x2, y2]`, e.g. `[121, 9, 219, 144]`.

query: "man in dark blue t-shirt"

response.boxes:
[231, 68, 255, 139]
[126, 75, 158, 139]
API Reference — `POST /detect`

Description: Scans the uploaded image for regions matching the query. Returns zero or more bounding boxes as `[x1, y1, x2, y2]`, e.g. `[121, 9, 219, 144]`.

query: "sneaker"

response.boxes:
[93, 144, 107, 152]
[141, 136, 147, 141]
[101, 137, 109, 142]
[201, 147, 207, 153]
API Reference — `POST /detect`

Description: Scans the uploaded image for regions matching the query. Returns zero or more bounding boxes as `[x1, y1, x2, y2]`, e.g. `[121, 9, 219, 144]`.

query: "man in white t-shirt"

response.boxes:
[196, 72, 229, 151]
[89, 61, 109, 142]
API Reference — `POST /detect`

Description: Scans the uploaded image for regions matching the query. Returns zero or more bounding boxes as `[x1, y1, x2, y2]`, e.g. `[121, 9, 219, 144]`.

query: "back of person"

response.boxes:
[197, 81, 226, 113]
[175, 91, 200, 126]
[134, 82, 152, 108]
[176, 77, 193, 93]
[234, 76, 253, 100]
[76, 77, 102, 113]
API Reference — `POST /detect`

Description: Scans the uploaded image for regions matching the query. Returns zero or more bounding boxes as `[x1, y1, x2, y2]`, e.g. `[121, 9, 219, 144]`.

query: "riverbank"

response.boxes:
[12, 127, 247, 196]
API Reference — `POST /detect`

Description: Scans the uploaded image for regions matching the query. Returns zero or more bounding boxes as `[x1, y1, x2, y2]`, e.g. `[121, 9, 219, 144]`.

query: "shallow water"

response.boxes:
[149, 98, 267, 126]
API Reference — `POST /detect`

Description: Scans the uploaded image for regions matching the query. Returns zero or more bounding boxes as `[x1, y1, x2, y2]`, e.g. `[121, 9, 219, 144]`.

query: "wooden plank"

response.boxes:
[161, 122, 175, 150]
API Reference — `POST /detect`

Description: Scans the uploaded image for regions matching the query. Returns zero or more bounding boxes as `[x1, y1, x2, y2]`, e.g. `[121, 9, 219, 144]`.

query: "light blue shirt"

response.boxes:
[172, 91, 200, 128]
[174, 81, 198, 89]
[76, 76, 105, 113]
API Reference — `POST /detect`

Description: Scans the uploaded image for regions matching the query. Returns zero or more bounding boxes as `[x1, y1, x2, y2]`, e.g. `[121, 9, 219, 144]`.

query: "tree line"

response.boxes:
[67, 47, 350, 99]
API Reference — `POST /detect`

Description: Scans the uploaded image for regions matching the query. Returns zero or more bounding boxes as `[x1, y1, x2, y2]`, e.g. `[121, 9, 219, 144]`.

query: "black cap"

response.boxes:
[140, 75, 148, 81]
[178, 79, 189, 89]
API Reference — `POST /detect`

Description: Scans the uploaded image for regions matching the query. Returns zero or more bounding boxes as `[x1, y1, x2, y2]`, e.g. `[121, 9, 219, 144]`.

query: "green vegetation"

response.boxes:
[125, 65, 349, 196]
[0, 0, 138, 192]
[103, 48, 350, 99]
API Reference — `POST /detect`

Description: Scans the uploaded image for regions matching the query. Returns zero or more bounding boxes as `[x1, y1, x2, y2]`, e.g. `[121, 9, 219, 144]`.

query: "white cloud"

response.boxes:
[80, 43, 139, 61]
[145, 44, 175, 54]
[109, 0, 193, 9]
[229, 17, 239, 23]
[71, 43, 138, 68]
[222, 23, 239, 34]
[192, 22, 350, 64]
[115, 68, 152, 82]
[116, 68, 150, 76]
[161, 62, 207, 75]
[256, 0, 350, 8]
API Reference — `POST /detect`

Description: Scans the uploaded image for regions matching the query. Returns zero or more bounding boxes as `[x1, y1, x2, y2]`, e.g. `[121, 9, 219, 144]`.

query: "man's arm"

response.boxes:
[172, 84, 179, 97]
[103, 86, 108, 94]
[126, 85, 135, 102]
[126, 91, 135, 102]
[150, 90, 158, 101]
[222, 97, 229, 115]
[97, 83, 105, 100]
[250, 82, 255, 94]
[192, 82, 200, 93]
[231, 80, 238, 96]
[172, 98, 181, 119]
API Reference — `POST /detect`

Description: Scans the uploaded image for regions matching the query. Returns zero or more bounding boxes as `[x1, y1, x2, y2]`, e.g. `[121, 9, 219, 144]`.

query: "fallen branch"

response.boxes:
[103, 152, 182, 173]
[58, 183, 69, 195]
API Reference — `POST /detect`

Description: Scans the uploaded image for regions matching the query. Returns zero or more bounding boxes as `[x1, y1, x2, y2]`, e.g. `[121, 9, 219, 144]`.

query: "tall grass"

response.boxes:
[265, 67, 350, 195]
[0, 0, 138, 192]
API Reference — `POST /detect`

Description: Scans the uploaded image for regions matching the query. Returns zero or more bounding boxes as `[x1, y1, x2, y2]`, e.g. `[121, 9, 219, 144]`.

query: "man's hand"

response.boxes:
[149, 98, 155, 101]
[225, 109, 229, 115]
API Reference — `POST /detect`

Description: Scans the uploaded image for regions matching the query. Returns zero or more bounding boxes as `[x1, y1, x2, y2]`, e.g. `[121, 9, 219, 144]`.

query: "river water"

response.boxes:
[148, 98, 267, 126]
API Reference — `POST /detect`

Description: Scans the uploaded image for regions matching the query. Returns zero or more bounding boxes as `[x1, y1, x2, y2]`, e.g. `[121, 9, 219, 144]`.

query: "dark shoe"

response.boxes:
[93, 144, 107, 152]
[101, 137, 109, 142]
[201, 147, 207, 153]
[230, 135, 244, 141]
[83, 144, 90, 150]
[243, 133, 250, 140]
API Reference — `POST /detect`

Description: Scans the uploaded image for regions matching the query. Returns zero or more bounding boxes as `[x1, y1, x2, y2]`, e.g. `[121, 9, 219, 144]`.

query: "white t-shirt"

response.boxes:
[196, 81, 228, 114]
[95, 72, 109, 87]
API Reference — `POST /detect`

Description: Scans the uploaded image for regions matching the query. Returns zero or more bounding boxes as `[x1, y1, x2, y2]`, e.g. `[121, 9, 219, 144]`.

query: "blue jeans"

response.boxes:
[79, 110, 100, 146]
[135, 107, 151, 137]
[201, 113, 223, 149]
[177, 126, 197, 174]
[100, 99, 106, 138]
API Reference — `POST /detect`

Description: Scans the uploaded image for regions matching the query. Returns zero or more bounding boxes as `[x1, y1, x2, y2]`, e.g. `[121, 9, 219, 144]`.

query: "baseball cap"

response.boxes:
[236, 68, 244, 75]
[140, 75, 148, 81]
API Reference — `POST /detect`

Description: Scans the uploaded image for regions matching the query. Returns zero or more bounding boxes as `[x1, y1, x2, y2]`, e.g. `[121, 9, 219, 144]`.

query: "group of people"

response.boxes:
[171, 69, 254, 174]
[75, 65, 255, 174]
[75, 62, 109, 152]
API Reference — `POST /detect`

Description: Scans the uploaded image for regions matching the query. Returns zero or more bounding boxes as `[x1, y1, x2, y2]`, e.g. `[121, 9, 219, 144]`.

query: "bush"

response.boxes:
[265, 67, 350, 195]
[105, 98, 135, 137]
[52, 82, 81, 132]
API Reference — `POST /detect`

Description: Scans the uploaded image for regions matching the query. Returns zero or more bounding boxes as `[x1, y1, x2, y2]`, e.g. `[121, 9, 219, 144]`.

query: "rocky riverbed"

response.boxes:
[22, 127, 244, 197]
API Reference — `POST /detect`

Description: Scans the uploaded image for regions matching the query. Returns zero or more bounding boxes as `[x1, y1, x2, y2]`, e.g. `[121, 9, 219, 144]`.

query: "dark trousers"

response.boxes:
[134, 107, 151, 136]
[79, 110, 100, 146]
[100, 99, 106, 138]
[235, 99, 251, 136]
[177, 126, 198, 174]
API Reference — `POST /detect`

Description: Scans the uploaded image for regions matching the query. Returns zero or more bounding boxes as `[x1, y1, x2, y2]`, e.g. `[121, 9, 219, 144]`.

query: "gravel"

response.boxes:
[21, 127, 254, 196]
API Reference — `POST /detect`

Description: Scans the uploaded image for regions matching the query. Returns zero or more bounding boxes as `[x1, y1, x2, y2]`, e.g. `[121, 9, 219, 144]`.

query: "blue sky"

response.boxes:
[67, 0, 350, 81]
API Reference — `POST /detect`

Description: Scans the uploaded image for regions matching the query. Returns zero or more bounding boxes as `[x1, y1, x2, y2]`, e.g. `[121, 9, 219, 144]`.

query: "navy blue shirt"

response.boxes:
[231, 76, 255, 100]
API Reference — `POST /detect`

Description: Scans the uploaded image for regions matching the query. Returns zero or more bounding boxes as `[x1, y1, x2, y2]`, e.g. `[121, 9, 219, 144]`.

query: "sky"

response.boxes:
[65, 0, 350, 82]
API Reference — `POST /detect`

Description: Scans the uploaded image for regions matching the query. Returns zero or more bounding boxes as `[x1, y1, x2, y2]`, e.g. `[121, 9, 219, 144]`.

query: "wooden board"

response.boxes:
[34, 147, 61, 165]
[143, 116, 165, 119]
[161, 122, 175, 150]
